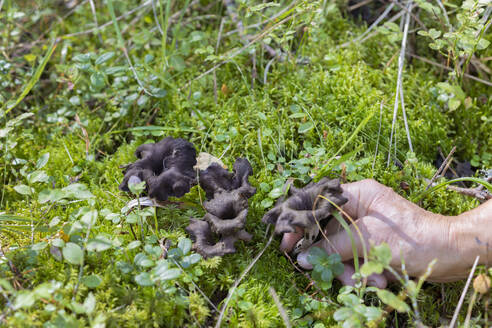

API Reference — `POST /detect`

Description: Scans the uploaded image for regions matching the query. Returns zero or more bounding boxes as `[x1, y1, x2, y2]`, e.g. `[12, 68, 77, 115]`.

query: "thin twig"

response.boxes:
[171, 259, 219, 313]
[183, 13, 296, 89]
[263, 57, 276, 84]
[269, 287, 292, 328]
[435, 0, 451, 32]
[424, 178, 491, 201]
[391, 0, 427, 31]
[73, 212, 95, 300]
[450, 256, 480, 328]
[223, 0, 297, 37]
[372, 101, 384, 172]
[88, 0, 103, 43]
[151, 0, 164, 36]
[62, 1, 152, 38]
[426, 146, 456, 190]
[408, 52, 492, 87]
[387, 1, 413, 167]
[339, 3, 395, 48]
[399, 85, 413, 153]
[214, 18, 225, 104]
[214, 232, 274, 328]
[348, 0, 373, 12]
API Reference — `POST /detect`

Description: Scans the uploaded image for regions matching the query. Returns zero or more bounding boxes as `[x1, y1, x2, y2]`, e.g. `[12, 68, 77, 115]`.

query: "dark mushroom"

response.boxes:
[119, 137, 197, 201]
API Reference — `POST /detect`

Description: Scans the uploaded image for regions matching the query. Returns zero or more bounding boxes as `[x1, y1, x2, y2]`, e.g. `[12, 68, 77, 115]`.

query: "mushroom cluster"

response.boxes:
[186, 158, 256, 258]
[119, 137, 197, 201]
[120, 137, 256, 257]
[262, 178, 347, 254]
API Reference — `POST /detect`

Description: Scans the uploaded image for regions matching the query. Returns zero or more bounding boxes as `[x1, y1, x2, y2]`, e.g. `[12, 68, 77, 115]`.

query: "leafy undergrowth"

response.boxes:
[1, 1, 491, 327]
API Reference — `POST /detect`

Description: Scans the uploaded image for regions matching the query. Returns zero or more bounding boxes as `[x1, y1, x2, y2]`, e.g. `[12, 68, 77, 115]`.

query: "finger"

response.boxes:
[298, 224, 366, 265]
[337, 262, 356, 286]
[280, 226, 303, 252]
[367, 272, 388, 289]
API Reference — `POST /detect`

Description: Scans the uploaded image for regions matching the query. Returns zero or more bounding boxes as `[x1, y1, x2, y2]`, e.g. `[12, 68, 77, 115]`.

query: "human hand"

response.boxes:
[280, 179, 485, 288]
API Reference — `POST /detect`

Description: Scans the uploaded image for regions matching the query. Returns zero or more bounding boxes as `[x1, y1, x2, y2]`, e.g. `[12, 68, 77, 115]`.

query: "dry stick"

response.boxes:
[399, 82, 413, 153]
[263, 57, 276, 84]
[387, 0, 413, 167]
[426, 146, 456, 190]
[391, 0, 427, 31]
[73, 212, 95, 300]
[222, 0, 258, 87]
[214, 19, 225, 104]
[269, 287, 292, 328]
[357, 10, 405, 45]
[348, 0, 374, 11]
[339, 2, 395, 48]
[372, 101, 384, 172]
[425, 179, 492, 201]
[214, 232, 274, 328]
[171, 259, 219, 313]
[450, 256, 480, 328]
[62, 0, 152, 38]
[408, 52, 492, 87]
[223, 0, 297, 37]
[151, 0, 164, 36]
[88, 0, 103, 43]
[435, 0, 451, 32]
[183, 13, 296, 90]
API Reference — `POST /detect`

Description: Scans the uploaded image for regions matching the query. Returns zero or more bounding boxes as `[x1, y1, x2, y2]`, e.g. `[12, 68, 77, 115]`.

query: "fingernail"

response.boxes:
[297, 251, 313, 269]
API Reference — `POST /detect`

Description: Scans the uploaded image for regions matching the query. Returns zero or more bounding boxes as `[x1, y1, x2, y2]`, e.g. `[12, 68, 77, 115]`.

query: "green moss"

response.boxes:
[1, 1, 490, 327]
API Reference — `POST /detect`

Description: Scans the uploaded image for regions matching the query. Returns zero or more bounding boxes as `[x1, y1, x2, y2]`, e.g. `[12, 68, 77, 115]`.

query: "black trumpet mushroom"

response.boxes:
[119, 137, 197, 201]
[186, 158, 256, 258]
[262, 177, 348, 254]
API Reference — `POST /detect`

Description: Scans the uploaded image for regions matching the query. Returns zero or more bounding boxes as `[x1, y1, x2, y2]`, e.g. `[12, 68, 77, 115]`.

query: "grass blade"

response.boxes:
[3, 39, 58, 115]
[315, 111, 374, 180]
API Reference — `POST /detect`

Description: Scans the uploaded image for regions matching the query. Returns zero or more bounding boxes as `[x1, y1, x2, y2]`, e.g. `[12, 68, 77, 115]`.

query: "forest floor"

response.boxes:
[1, 1, 491, 327]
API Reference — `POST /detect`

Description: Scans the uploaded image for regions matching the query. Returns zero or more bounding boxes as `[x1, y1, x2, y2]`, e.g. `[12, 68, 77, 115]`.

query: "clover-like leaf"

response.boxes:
[63, 242, 84, 265]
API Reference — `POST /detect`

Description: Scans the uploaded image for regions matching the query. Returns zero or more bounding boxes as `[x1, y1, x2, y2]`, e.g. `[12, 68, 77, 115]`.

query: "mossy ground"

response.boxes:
[1, 1, 491, 327]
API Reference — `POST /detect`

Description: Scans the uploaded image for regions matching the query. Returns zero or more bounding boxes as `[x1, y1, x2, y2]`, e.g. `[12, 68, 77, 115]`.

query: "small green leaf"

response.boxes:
[82, 275, 102, 288]
[376, 289, 410, 313]
[90, 72, 105, 90]
[268, 187, 284, 199]
[32, 242, 48, 251]
[333, 307, 352, 321]
[36, 153, 50, 169]
[83, 292, 96, 314]
[428, 28, 441, 39]
[51, 238, 65, 247]
[360, 261, 384, 277]
[448, 98, 461, 111]
[182, 253, 201, 268]
[14, 184, 33, 195]
[298, 122, 314, 134]
[86, 236, 112, 252]
[63, 242, 84, 265]
[95, 52, 115, 65]
[155, 268, 180, 281]
[28, 170, 49, 184]
[178, 238, 192, 255]
[127, 240, 142, 250]
[14, 291, 36, 309]
[135, 272, 154, 286]
[260, 198, 274, 208]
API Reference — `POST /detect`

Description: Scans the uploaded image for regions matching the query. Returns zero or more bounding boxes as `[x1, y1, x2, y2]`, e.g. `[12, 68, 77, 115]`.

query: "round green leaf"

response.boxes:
[82, 275, 102, 288]
[63, 242, 84, 265]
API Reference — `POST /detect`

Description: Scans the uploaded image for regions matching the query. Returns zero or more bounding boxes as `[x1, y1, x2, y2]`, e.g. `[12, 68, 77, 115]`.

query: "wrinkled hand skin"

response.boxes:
[186, 158, 256, 258]
[281, 179, 492, 288]
[119, 137, 197, 201]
